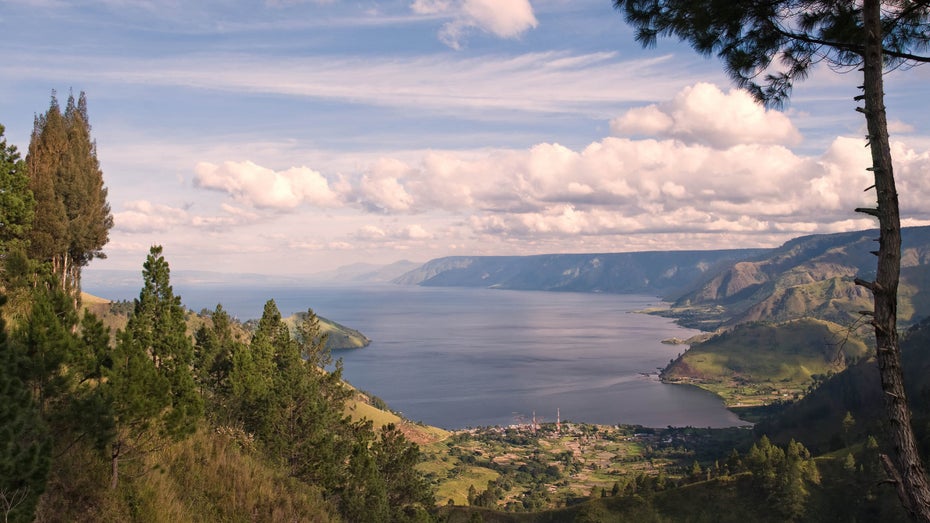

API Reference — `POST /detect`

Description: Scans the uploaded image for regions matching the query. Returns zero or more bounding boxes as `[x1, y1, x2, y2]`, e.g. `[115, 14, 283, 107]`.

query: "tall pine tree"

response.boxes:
[103, 246, 202, 489]
[26, 91, 112, 300]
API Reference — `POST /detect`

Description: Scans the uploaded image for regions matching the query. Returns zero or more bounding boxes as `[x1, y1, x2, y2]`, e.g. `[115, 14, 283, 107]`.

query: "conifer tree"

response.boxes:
[103, 246, 202, 489]
[61, 93, 112, 292]
[0, 296, 50, 523]
[373, 423, 436, 521]
[25, 96, 68, 277]
[0, 124, 33, 254]
[193, 304, 241, 419]
[12, 276, 79, 417]
[25, 91, 112, 300]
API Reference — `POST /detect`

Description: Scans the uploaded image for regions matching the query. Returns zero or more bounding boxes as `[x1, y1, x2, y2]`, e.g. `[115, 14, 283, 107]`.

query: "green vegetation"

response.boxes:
[663, 319, 869, 407]
[282, 311, 371, 350]
[0, 98, 434, 523]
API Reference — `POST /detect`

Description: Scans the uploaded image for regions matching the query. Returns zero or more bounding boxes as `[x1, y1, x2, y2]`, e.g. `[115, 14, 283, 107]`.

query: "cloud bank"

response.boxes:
[116, 83, 930, 258]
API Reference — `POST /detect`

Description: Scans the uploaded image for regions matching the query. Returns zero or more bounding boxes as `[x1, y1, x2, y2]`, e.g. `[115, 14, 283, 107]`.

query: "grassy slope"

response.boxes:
[37, 428, 339, 523]
[662, 318, 869, 407]
[282, 312, 371, 350]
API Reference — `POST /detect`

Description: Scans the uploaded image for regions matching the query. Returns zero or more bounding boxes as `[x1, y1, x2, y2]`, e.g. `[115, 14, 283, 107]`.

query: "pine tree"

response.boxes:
[0, 296, 50, 523]
[60, 92, 112, 295]
[0, 123, 33, 254]
[372, 423, 435, 521]
[193, 304, 242, 421]
[25, 91, 112, 300]
[25, 95, 68, 277]
[11, 277, 79, 417]
[341, 439, 390, 523]
[103, 246, 202, 489]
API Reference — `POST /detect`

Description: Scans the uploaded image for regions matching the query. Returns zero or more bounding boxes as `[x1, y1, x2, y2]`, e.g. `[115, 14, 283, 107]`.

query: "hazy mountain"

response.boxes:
[312, 260, 422, 283]
[393, 250, 765, 297]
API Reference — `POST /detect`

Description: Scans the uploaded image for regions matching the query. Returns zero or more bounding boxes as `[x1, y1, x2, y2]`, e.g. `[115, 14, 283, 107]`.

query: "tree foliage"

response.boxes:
[222, 301, 434, 521]
[0, 124, 33, 253]
[614, 0, 930, 108]
[25, 91, 112, 299]
[0, 296, 50, 523]
[103, 246, 202, 489]
[0, 107, 436, 521]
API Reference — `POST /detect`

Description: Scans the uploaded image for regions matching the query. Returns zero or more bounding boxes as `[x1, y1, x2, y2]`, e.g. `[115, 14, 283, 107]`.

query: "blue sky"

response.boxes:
[2, 0, 929, 276]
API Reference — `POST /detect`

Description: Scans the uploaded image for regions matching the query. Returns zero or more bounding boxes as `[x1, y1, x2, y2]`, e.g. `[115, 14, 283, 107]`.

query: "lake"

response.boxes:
[84, 280, 748, 430]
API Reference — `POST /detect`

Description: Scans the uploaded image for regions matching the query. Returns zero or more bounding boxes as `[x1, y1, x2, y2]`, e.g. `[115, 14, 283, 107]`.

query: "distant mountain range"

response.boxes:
[393, 250, 765, 297]
[394, 226, 930, 330]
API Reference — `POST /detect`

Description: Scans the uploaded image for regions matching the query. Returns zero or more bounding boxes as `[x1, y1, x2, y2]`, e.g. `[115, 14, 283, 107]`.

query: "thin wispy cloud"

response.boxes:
[5, 51, 690, 118]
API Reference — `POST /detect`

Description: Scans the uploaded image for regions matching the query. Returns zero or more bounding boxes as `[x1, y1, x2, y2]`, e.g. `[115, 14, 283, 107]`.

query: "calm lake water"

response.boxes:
[85, 281, 747, 430]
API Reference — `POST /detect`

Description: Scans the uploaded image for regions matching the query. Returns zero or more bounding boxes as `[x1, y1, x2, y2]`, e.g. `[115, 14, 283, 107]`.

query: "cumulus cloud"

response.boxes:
[611, 83, 802, 149]
[412, 0, 538, 49]
[187, 82, 930, 255]
[194, 160, 342, 210]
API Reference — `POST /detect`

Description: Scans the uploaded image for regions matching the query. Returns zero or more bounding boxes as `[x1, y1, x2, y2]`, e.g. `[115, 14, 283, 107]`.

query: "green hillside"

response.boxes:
[662, 318, 869, 407]
[665, 226, 930, 330]
[284, 311, 371, 350]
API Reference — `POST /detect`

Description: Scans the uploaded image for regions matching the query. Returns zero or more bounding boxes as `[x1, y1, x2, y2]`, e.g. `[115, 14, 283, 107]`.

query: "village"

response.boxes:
[419, 413, 754, 511]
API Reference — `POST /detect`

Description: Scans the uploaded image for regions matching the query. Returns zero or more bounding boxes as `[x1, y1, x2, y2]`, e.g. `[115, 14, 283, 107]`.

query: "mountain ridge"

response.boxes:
[394, 249, 767, 297]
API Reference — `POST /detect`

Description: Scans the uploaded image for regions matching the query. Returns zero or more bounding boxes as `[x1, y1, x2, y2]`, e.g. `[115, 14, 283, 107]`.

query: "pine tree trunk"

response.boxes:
[858, 1, 930, 520]
[110, 441, 121, 490]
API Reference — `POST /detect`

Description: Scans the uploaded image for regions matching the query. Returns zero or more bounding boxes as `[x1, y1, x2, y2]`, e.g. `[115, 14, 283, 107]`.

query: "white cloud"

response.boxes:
[144, 82, 930, 269]
[405, 224, 432, 239]
[611, 83, 802, 149]
[357, 173, 416, 212]
[412, 0, 538, 49]
[114, 200, 190, 233]
[889, 119, 916, 134]
[9, 50, 688, 118]
[356, 225, 387, 240]
[194, 160, 342, 210]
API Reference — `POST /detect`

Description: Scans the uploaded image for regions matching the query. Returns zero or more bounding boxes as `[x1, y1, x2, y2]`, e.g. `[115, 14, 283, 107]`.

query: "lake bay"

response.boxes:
[85, 281, 747, 430]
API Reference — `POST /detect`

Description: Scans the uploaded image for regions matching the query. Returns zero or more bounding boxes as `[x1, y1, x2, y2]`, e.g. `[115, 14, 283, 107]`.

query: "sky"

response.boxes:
[2, 0, 930, 276]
